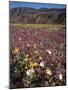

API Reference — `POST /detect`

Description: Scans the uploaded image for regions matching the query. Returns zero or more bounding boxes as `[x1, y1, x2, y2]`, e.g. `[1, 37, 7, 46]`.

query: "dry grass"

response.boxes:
[10, 23, 65, 30]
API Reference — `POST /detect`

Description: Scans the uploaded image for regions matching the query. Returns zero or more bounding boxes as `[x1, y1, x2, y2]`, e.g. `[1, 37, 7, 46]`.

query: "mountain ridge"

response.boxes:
[10, 7, 66, 24]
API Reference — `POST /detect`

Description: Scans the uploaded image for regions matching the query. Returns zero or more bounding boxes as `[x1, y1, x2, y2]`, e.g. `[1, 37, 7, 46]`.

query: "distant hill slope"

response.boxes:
[10, 7, 66, 24]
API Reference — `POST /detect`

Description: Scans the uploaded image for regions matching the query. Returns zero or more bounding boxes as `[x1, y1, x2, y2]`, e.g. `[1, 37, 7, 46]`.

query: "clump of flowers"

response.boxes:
[10, 43, 66, 88]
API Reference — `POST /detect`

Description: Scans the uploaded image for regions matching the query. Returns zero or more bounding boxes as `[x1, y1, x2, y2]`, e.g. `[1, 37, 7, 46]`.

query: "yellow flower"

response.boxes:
[14, 48, 19, 54]
[39, 56, 43, 60]
[30, 62, 34, 68]
[35, 50, 38, 54]
[45, 67, 52, 76]
[24, 58, 28, 61]
[25, 54, 29, 58]
[29, 58, 32, 61]
[34, 62, 38, 67]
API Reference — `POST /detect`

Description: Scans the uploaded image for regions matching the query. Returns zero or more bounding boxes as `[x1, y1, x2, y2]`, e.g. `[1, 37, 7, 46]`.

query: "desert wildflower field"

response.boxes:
[10, 24, 66, 88]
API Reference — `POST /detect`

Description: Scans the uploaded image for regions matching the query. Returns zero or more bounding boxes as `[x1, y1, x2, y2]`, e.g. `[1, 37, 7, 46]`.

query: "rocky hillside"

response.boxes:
[10, 7, 66, 24]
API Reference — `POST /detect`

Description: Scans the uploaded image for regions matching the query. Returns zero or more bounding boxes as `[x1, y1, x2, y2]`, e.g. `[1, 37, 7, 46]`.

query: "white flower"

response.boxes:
[27, 43, 30, 47]
[19, 37, 22, 40]
[26, 70, 30, 76]
[31, 68, 35, 73]
[46, 49, 52, 55]
[40, 61, 45, 67]
[26, 68, 34, 76]
[59, 73, 63, 80]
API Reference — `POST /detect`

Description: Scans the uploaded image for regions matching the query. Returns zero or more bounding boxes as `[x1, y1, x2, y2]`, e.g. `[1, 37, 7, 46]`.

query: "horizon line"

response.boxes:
[10, 6, 66, 9]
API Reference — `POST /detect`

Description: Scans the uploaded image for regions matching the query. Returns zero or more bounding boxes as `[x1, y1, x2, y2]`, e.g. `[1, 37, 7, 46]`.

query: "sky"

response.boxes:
[9, 1, 66, 9]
